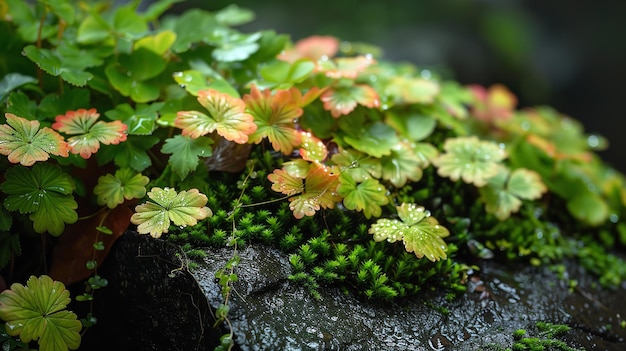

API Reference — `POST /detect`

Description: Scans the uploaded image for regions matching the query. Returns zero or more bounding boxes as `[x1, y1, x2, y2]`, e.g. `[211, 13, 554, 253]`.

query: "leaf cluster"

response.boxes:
[0, 0, 624, 331]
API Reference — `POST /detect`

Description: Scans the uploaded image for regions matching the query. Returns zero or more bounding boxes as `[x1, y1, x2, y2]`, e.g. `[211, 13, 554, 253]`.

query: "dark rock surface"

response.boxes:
[77, 231, 626, 350]
[193, 246, 626, 351]
[74, 232, 221, 351]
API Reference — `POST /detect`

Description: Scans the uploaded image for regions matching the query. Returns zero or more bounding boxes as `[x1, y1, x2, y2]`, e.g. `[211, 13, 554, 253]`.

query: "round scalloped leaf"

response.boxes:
[131, 187, 212, 238]
[93, 168, 150, 209]
[343, 122, 398, 158]
[567, 191, 610, 226]
[369, 203, 449, 261]
[175, 89, 256, 143]
[244, 85, 302, 154]
[507, 168, 547, 200]
[0, 275, 82, 351]
[379, 142, 424, 188]
[331, 148, 382, 182]
[337, 173, 388, 219]
[1, 164, 77, 236]
[0, 113, 70, 166]
[433, 136, 507, 187]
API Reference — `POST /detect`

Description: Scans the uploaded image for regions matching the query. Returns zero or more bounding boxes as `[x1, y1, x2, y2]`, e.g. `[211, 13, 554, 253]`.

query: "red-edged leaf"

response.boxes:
[288, 163, 341, 219]
[244, 85, 302, 154]
[267, 168, 304, 196]
[0, 113, 70, 166]
[52, 108, 128, 159]
[321, 84, 380, 118]
[175, 89, 257, 144]
[319, 55, 376, 79]
[470, 84, 517, 123]
[278, 35, 340, 62]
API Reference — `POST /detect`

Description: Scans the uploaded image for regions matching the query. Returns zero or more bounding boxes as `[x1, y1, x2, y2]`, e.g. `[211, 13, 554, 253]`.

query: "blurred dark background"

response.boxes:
[174, 0, 626, 173]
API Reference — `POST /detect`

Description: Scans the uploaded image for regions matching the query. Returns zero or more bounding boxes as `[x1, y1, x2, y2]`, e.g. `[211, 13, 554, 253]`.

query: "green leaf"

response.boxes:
[134, 30, 177, 56]
[131, 187, 212, 238]
[93, 168, 150, 208]
[44, 0, 76, 24]
[567, 191, 610, 226]
[379, 142, 425, 187]
[212, 37, 260, 63]
[167, 9, 220, 53]
[369, 203, 449, 261]
[214, 4, 255, 26]
[248, 30, 289, 63]
[1, 164, 77, 236]
[112, 4, 149, 40]
[433, 136, 507, 187]
[0, 114, 71, 166]
[6, 0, 56, 42]
[480, 167, 547, 220]
[331, 148, 381, 182]
[5, 92, 38, 120]
[38, 88, 91, 118]
[337, 173, 388, 219]
[76, 12, 111, 45]
[142, 0, 182, 21]
[104, 48, 166, 102]
[385, 77, 440, 104]
[22, 46, 93, 86]
[97, 135, 159, 172]
[0, 275, 82, 351]
[161, 135, 213, 180]
[386, 112, 436, 141]
[260, 59, 315, 87]
[0, 73, 37, 103]
[105, 103, 162, 136]
[343, 122, 398, 158]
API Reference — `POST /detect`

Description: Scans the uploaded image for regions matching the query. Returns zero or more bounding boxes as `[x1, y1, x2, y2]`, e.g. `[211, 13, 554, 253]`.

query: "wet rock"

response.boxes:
[75, 231, 221, 351]
[193, 245, 626, 351]
[77, 232, 626, 350]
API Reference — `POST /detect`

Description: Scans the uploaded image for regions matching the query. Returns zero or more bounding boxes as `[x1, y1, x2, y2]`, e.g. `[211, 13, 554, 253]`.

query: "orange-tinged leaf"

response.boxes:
[0, 113, 70, 166]
[52, 108, 128, 159]
[176, 89, 257, 144]
[267, 168, 304, 196]
[244, 85, 302, 154]
[298, 131, 328, 162]
[278, 35, 340, 62]
[292, 163, 341, 214]
[320, 55, 376, 79]
[269, 162, 341, 218]
[321, 84, 380, 118]
[299, 86, 327, 107]
[470, 84, 517, 123]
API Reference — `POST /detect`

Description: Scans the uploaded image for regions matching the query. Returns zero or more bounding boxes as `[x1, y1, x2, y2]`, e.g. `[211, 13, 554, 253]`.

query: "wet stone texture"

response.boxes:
[78, 232, 626, 350]
[193, 245, 626, 351]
